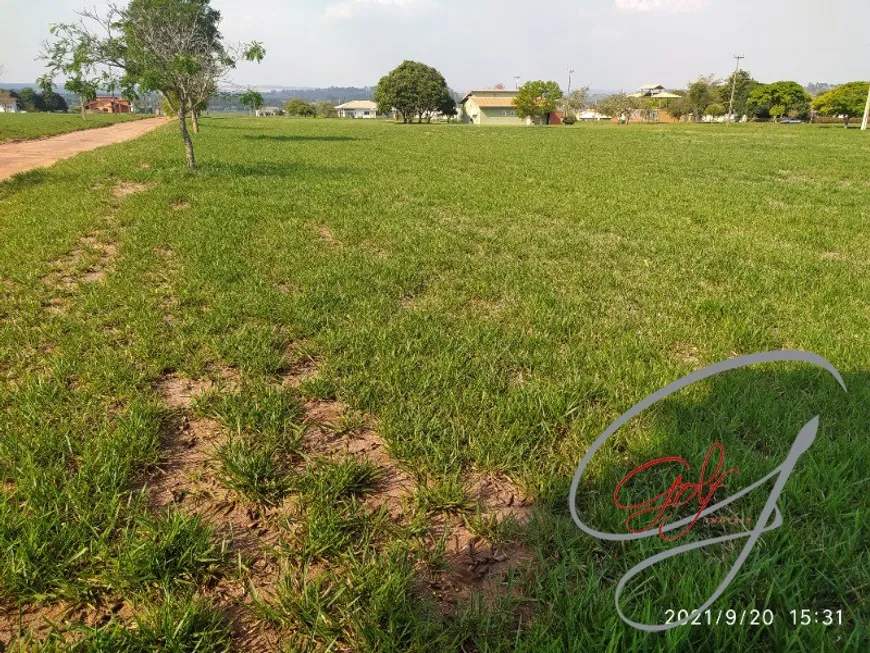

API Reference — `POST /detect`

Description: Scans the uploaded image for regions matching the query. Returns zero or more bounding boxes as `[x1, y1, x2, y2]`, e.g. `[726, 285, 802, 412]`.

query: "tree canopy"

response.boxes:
[813, 81, 870, 127]
[686, 75, 720, 121]
[597, 93, 637, 124]
[514, 80, 563, 123]
[747, 81, 811, 120]
[240, 90, 264, 114]
[315, 101, 337, 118]
[16, 88, 46, 112]
[285, 98, 316, 117]
[566, 87, 590, 115]
[717, 69, 761, 117]
[374, 60, 452, 123]
[44, 0, 264, 169]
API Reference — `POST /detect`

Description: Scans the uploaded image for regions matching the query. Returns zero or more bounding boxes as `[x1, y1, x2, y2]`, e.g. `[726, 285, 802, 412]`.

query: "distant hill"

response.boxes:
[805, 82, 844, 96]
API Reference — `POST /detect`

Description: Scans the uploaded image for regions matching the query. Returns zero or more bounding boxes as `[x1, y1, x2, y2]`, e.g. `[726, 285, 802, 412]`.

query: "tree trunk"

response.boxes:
[844, 116, 850, 128]
[80, 98, 86, 119]
[178, 106, 196, 170]
[192, 109, 200, 134]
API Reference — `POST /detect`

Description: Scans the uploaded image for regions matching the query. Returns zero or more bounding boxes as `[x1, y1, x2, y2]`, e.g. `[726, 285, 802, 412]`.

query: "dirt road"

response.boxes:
[0, 118, 169, 182]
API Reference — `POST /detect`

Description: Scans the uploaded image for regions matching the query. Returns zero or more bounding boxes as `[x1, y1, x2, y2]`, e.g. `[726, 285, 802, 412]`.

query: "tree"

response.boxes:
[717, 69, 760, 117]
[566, 87, 590, 116]
[65, 77, 99, 118]
[315, 101, 337, 118]
[514, 80, 563, 124]
[686, 75, 720, 121]
[17, 87, 45, 112]
[597, 92, 637, 124]
[813, 81, 870, 127]
[437, 92, 457, 122]
[285, 97, 316, 117]
[705, 103, 725, 118]
[661, 92, 689, 121]
[42, 91, 69, 112]
[44, 0, 265, 169]
[747, 81, 811, 121]
[240, 89, 264, 115]
[374, 60, 451, 124]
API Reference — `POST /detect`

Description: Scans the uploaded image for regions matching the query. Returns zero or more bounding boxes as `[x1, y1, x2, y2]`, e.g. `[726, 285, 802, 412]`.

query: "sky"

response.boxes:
[0, 0, 866, 93]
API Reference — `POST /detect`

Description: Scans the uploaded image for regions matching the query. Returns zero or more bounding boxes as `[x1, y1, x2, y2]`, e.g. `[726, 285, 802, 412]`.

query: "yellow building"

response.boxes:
[459, 89, 527, 125]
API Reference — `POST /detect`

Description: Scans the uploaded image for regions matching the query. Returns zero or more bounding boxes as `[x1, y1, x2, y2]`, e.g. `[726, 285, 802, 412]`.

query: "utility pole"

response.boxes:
[514, 76, 520, 90]
[727, 55, 745, 124]
[862, 82, 870, 130]
[566, 69, 574, 120]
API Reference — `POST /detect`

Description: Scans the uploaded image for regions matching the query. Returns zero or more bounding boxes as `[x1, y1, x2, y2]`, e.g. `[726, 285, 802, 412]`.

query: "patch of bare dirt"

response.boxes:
[673, 344, 700, 366]
[40, 232, 119, 305]
[821, 251, 844, 261]
[314, 225, 338, 248]
[301, 399, 415, 520]
[146, 371, 283, 649]
[281, 354, 320, 389]
[0, 598, 133, 648]
[171, 199, 190, 211]
[421, 473, 535, 613]
[287, 363, 535, 615]
[112, 182, 149, 198]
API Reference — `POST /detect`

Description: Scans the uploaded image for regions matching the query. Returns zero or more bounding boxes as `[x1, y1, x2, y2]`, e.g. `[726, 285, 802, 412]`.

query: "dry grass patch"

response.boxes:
[314, 225, 339, 248]
[113, 181, 149, 198]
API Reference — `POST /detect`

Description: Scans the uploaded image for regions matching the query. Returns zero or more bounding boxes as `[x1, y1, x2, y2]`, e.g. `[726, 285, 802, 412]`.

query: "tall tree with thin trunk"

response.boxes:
[43, 0, 264, 169]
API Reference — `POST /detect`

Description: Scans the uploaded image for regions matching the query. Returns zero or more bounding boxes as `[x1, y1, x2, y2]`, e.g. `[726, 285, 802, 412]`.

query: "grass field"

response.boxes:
[0, 113, 148, 143]
[1, 117, 869, 651]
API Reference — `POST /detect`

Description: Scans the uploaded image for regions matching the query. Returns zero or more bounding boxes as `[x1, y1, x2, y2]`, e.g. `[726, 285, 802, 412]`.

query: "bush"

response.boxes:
[562, 114, 577, 125]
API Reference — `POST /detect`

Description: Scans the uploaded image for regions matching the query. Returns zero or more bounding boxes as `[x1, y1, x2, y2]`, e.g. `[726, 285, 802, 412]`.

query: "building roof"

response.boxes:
[630, 91, 681, 98]
[459, 89, 518, 104]
[0, 92, 18, 104]
[335, 100, 377, 110]
[464, 96, 517, 108]
[640, 84, 666, 90]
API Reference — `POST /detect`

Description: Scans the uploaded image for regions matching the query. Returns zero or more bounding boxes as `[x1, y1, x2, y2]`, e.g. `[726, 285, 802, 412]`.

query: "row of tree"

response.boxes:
[593, 74, 868, 126]
[285, 99, 337, 117]
[0, 86, 69, 113]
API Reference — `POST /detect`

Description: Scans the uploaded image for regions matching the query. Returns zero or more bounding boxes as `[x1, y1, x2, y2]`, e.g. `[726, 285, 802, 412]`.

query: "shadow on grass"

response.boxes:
[0, 168, 57, 195]
[241, 134, 361, 143]
[200, 160, 355, 179]
[555, 359, 866, 646]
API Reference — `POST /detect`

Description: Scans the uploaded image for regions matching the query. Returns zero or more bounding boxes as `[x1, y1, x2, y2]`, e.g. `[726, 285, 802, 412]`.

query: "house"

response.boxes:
[577, 110, 610, 121]
[628, 84, 682, 123]
[458, 89, 525, 125]
[86, 96, 132, 113]
[335, 100, 381, 118]
[0, 92, 20, 113]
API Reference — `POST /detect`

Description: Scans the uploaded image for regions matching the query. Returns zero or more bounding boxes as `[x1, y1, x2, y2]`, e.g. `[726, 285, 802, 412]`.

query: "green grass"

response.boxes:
[0, 112, 147, 142]
[1, 117, 869, 650]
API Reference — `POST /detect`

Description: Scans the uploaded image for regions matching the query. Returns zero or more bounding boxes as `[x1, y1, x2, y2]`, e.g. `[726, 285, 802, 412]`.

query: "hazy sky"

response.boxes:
[1, 0, 865, 92]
